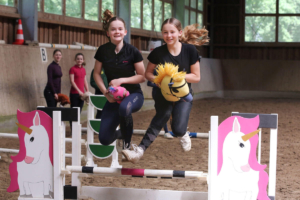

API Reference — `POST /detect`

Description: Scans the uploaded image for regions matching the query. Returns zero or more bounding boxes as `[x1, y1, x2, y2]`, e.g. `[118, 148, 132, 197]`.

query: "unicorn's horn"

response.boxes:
[241, 129, 261, 142]
[16, 123, 32, 135]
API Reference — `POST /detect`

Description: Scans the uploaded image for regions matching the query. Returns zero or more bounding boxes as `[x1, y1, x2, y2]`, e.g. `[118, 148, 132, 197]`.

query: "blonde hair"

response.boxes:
[153, 63, 186, 85]
[161, 18, 209, 46]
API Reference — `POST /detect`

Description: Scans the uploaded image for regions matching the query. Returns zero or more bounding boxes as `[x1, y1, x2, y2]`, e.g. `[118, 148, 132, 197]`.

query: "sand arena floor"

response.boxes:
[0, 98, 300, 200]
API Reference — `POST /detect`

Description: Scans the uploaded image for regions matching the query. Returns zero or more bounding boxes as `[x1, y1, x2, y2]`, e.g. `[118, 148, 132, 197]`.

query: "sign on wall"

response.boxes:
[40, 48, 47, 62]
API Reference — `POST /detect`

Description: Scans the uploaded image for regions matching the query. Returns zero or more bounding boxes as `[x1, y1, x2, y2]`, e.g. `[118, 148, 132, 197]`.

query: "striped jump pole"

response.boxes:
[64, 166, 206, 180]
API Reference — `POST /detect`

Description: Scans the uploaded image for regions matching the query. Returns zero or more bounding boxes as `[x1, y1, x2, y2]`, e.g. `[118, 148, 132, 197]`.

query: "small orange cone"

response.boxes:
[13, 19, 24, 45]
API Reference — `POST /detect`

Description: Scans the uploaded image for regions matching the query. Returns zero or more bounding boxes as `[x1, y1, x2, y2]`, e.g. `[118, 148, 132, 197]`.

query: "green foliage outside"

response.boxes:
[154, 0, 162, 31]
[131, 0, 141, 28]
[198, 0, 203, 11]
[38, 0, 41, 11]
[44, 0, 62, 15]
[185, 0, 189, 6]
[102, 0, 113, 13]
[85, 0, 98, 21]
[143, 0, 152, 30]
[245, 0, 300, 42]
[191, 0, 197, 9]
[184, 9, 189, 27]
[0, 0, 13, 6]
[245, 16, 276, 42]
[198, 13, 203, 27]
[164, 3, 172, 20]
[279, 0, 300, 13]
[66, 0, 81, 18]
[246, 0, 276, 13]
[190, 11, 196, 24]
[279, 17, 300, 42]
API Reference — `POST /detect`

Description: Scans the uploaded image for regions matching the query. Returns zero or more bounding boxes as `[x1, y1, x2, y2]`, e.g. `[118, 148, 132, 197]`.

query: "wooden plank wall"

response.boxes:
[0, 17, 16, 44]
[37, 22, 110, 47]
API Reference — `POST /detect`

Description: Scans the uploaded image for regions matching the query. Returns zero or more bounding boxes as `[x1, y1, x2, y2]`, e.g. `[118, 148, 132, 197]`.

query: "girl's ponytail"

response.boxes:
[102, 9, 115, 32]
[180, 24, 209, 46]
[161, 18, 209, 46]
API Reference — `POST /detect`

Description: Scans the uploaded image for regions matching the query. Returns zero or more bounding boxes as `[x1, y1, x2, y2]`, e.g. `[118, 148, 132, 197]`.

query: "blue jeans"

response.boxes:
[139, 88, 192, 151]
[98, 92, 144, 146]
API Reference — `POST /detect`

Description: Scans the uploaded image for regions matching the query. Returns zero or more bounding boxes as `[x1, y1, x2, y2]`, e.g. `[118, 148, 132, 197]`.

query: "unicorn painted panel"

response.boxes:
[216, 116, 270, 200]
[7, 110, 53, 199]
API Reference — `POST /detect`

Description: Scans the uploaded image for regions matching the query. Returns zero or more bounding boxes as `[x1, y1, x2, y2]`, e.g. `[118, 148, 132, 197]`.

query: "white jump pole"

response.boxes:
[0, 133, 86, 144]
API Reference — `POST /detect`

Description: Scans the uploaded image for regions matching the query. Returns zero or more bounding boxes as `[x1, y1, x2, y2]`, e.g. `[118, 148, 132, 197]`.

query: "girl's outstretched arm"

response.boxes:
[109, 61, 146, 86]
[185, 61, 200, 83]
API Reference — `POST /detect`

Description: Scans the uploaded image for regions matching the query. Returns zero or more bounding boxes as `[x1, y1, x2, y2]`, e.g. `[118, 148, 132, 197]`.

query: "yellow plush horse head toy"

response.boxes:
[153, 63, 193, 102]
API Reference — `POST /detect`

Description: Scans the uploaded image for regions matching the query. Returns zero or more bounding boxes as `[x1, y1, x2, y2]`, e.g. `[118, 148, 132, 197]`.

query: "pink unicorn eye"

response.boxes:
[239, 143, 244, 148]
[30, 137, 34, 142]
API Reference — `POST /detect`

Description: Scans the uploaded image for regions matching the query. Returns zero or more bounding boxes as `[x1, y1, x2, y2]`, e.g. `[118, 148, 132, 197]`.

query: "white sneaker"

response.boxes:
[122, 144, 144, 164]
[121, 141, 131, 162]
[164, 132, 174, 139]
[179, 132, 191, 152]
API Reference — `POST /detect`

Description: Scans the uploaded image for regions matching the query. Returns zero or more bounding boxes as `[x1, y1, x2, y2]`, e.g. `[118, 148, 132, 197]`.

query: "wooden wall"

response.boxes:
[0, 17, 16, 44]
[1, 1, 300, 59]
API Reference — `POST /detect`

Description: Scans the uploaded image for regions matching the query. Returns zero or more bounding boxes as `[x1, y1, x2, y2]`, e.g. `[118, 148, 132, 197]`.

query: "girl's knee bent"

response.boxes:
[171, 127, 187, 137]
[98, 135, 113, 146]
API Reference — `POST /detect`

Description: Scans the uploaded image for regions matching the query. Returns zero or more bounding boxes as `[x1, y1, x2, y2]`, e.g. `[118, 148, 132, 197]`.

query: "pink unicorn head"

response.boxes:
[7, 110, 53, 193]
[217, 116, 270, 200]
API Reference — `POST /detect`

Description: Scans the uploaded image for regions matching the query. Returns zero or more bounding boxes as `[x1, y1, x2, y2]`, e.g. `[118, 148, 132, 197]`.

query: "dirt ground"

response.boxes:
[0, 98, 300, 200]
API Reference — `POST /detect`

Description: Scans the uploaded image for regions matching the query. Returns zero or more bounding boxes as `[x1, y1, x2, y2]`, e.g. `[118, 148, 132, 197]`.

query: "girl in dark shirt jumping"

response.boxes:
[44, 49, 63, 107]
[122, 18, 209, 164]
[93, 10, 145, 152]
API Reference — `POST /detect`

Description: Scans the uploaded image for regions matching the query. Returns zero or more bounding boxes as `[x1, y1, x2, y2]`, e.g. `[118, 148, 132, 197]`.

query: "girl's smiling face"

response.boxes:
[107, 20, 127, 43]
[53, 51, 62, 63]
[162, 23, 182, 46]
[75, 55, 84, 66]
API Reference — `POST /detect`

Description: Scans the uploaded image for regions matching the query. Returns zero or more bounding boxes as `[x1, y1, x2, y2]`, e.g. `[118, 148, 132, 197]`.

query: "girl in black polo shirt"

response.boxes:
[93, 10, 145, 151]
[122, 18, 209, 163]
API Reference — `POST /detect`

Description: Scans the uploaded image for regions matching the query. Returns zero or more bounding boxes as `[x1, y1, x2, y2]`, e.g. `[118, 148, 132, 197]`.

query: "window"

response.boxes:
[245, 0, 300, 42]
[102, 0, 114, 12]
[131, 0, 141, 28]
[0, 0, 14, 7]
[44, 0, 62, 15]
[184, 0, 203, 27]
[85, 0, 98, 21]
[132, 0, 173, 31]
[143, 0, 152, 30]
[66, 0, 82, 18]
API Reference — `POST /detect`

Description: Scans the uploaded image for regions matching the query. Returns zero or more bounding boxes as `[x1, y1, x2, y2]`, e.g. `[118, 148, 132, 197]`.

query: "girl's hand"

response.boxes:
[78, 91, 84, 96]
[54, 93, 58, 100]
[104, 92, 117, 103]
[109, 78, 124, 87]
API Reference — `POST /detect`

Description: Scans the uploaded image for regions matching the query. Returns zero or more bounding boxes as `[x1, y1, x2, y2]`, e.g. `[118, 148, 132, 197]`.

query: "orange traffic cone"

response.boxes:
[13, 19, 24, 45]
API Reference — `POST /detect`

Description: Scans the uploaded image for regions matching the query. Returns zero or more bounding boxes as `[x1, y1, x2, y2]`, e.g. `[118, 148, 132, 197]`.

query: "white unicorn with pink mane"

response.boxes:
[8, 111, 53, 198]
[217, 116, 270, 200]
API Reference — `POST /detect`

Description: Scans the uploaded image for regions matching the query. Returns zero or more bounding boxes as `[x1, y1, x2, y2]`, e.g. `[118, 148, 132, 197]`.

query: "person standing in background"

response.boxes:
[44, 49, 63, 107]
[69, 53, 89, 113]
